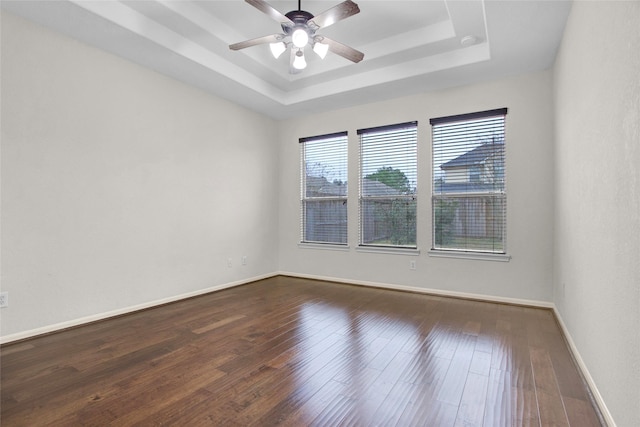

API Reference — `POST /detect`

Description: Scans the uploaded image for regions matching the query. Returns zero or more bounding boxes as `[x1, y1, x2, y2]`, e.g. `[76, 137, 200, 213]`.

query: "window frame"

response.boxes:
[299, 131, 349, 247]
[429, 108, 510, 261]
[357, 121, 418, 251]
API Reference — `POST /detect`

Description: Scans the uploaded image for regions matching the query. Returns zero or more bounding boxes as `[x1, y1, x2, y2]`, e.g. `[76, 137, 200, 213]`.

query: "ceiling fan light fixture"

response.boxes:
[229, 0, 364, 72]
[460, 35, 478, 47]
[292, 27, 309, 48]
[293, 50, 307, 69]
[313, 41, 329, 59]
[269, 41, 287, 58]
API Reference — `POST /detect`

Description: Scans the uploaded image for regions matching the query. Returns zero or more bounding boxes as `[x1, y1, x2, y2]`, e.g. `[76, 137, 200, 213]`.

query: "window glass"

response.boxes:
[300, 132, 348, 245]
[358, 122, 418, 248]
[431, 109, 507, 253]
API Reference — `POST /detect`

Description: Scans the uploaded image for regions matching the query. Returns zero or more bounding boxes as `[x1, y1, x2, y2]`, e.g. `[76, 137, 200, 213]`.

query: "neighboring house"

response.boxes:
[303, 175, 348, 243]
[435, 142, 505, 242]
[305, 175, 347, 198]
[438, 141, 504, 189]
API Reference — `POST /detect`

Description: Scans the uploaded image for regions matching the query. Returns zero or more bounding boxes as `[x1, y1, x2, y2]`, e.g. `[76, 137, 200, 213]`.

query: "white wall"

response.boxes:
[0, 12, 280, 338]
[553, 2, 640, 426]
[278, 71, 555, 303]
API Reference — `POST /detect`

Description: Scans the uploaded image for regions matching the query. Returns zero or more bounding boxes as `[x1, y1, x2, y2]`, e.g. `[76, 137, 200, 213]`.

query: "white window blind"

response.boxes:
[358, 122, 417, 248]
[300, 131, 348, 245]
[431, 108, 507, 253]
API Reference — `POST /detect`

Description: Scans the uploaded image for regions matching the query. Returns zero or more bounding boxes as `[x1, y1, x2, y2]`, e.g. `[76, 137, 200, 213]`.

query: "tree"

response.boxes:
[365, 167, 416, 246]
[434, 199, 458, 246]
[388, 198, 416, 245]
[365, 167, 411, 194]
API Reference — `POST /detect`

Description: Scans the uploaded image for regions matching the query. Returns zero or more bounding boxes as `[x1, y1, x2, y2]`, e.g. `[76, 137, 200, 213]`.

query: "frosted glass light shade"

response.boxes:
[293, 50, 307, 69]
[292, 28, 309, 48]
[313, 42, 329, 59]
[269, 42, 286, 59]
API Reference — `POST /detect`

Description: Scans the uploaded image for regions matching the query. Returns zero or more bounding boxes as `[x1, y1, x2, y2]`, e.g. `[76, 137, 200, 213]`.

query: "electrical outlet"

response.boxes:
[409, 260, 417, 270]
[227, 258, 233, 268]
[0, 291, 8, 308]
[241, 256, 247, 266]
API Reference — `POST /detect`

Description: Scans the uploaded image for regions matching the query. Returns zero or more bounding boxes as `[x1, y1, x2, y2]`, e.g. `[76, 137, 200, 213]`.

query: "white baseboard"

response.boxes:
[278, 271, 554, 308]
[0, 272, 277, 345]
[552, 307, 616, 427]
[0, 271, 550, 344]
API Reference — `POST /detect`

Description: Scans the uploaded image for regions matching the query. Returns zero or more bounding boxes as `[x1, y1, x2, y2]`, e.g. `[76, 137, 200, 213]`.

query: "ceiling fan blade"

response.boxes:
[229, 34, 284, 50]
[309, 0, 360, 29]
[321, 36, 364, 63]
[245, 0, 293, 25]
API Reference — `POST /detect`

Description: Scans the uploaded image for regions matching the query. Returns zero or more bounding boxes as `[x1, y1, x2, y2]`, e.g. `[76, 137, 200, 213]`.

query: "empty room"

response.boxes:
[1, 0, 638, 426]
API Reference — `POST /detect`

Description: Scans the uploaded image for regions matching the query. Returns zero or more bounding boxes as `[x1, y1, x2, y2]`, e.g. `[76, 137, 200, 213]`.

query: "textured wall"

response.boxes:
[553, 2, 640, 425]
[1, 12, 280, 338]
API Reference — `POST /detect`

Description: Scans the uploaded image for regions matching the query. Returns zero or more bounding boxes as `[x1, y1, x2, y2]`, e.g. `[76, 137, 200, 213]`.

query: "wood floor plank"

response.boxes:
[357, 349, 416, 425]
[0, 277, 604, 426]
[437, 332, 476, 406]
[192, 314, 247, 334]
[454, 371, 489, 427]
[369, 377, 419, 426]
[530, 345, 570, 427]
[397, 397, 459, 427]
[309, 393, 357, 426]
[469, 350, 492, 376]
[563, 395, 604, 427]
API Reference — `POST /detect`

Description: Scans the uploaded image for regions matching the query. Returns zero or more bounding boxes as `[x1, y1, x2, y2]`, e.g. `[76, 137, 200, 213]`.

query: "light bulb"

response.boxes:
[313, 42, 329, 59]
[293, 50, 307, 70]
[292, 28, 309, 48]
[269, 42, 286, 59]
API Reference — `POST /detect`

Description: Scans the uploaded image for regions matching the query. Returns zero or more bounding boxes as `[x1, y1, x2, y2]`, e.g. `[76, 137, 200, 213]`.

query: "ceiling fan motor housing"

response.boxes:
[283, 10, 316, 35]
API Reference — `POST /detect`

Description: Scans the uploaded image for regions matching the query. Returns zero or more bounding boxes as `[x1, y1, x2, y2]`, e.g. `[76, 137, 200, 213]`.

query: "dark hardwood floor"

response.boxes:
[1, 276, 603, 426]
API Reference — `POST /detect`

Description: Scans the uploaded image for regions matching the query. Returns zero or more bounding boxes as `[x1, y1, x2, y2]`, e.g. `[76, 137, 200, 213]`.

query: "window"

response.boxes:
[431, 108, 507, 254]
[300, 132, 348, 245]
[358, 122, 418, 248]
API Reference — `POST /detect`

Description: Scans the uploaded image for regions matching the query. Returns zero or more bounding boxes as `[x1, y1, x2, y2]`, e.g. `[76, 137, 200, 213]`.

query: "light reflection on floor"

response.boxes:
[286, 301, 469, 423]
[252, 284, 550, 425]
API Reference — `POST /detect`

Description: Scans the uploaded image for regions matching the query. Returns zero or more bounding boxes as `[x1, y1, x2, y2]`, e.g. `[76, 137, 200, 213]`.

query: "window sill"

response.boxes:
[298, 243, 350, 252]
[428, 250, 511, 262]
[356, 246, 420, 256]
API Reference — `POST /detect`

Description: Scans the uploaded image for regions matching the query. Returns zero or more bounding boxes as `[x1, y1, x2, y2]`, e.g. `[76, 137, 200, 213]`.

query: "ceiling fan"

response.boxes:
[229, 0, 364, 73]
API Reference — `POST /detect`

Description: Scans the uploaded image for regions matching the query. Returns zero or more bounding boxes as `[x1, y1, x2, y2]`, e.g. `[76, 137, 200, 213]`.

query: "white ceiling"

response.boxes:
[2, 0, 572, 119]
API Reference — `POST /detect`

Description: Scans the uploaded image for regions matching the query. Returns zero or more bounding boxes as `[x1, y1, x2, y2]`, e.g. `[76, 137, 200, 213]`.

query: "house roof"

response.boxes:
[306, 176, 347, 197]
[440, 142, 504, 170]
[306, 176, 408, 197]
[361, 179, 405, 197]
